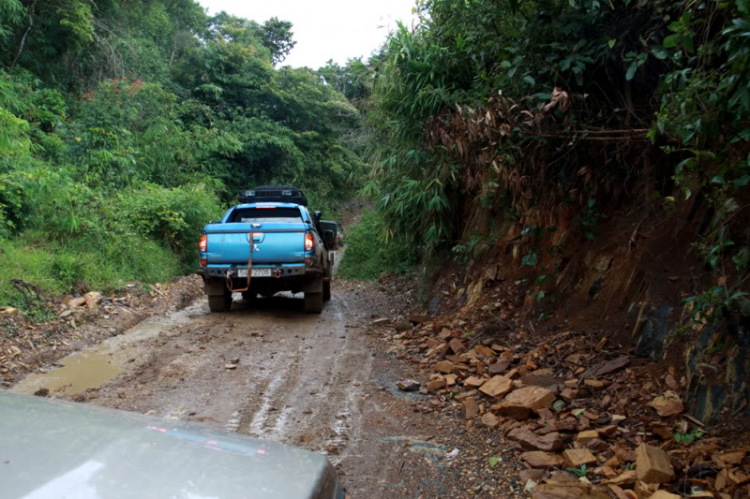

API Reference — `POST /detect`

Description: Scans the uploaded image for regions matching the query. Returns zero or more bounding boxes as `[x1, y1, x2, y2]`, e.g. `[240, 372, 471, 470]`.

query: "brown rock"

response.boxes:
[603, 456, 620, 468]
[489, 358, 512, 375]
[715, 469, 729, 490]
[520, 469, 548, 483]
[585, 379, 605, 389]
[496, 386, 556, 420]
[603, 471, 637, 486]
[508, 428, 563, 451]
[455, 389, 478, 400]
[479, 375, 513, 398]
[427, 343, 449, 359]
[481, 412, 499, 428]
[444, 374, 457, 386]
[586, 438, 610, 452]
[615, 446, 636, 464]
[561, 388, 579, 402]
[557, 417, 578, 432]
[649, 492, 681, 499]
[530, 481, 610, 499]
[475, 345, 495, 357]
[435, 360, 454, 374]
[582, 410, 600, 420]
[716, 450, 746, 466]
[438, 328, 452, 340]
[599, 395, 612, 410]
[522, 373, 563, 389]
[581, 356, 630, 379]
[67, 297, 86, 307]
[394, 321, 412, 332]
[464, 376, 486, 388]
[595, 338, 607, 352]
[599, 425, 617, 437]
[563, 448, 597, 468]
[651, 393, 684, 417]
[522, 451, 564, 468]
[449, 338, 466, 354]
[426, 379, 447, 391]
[462, 398, 479, 420]
[396, 379, 421, 391]
[84, 291, 102, 308]
[607, 485, 635, 499]
[595, 466, 617, 479]
[635, 444, 675, 484]
[577, 430, 599, 444]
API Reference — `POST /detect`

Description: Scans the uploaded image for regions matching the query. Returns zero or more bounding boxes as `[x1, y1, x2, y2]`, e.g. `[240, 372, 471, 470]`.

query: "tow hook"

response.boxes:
[273, 269, 282, 278]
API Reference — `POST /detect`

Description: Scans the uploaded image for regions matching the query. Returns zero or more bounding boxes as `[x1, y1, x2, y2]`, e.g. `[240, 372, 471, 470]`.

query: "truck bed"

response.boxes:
[204, 222, 308, 264]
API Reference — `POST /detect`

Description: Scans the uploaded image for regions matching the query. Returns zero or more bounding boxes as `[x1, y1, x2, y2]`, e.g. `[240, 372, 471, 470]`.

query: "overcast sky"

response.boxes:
[198, 0, 417, 69]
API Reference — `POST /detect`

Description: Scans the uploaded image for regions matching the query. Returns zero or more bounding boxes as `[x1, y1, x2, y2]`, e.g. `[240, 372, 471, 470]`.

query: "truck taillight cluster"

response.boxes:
[304, 233, 314, 252]
[199, 234, 207, 253]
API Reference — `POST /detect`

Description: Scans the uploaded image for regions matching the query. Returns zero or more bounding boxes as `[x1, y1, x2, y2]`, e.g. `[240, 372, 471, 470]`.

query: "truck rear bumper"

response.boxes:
[200, 263, 306, 278]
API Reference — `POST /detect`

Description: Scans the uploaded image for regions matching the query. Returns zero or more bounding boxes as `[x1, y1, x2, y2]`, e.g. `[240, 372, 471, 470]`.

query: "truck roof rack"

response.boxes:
[239, 185, 308, 206]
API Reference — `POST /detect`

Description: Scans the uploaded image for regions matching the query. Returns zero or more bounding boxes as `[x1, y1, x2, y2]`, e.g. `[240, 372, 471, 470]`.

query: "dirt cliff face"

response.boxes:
[422, 192, 750, 426]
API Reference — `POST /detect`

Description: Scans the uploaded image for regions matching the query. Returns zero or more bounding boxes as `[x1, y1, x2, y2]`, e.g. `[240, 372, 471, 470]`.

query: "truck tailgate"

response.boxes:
[204, 223, 307, 264]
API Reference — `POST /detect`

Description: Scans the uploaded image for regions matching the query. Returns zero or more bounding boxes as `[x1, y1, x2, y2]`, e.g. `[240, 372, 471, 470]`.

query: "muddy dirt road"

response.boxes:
[12, 274, 524, 498]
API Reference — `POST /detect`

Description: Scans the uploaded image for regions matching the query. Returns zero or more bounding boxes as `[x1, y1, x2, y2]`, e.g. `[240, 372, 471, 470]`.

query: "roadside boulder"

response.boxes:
[497, 386, 556, 419]
[84, 291, 102, 308]
[479, 375, 513, 398]
[508, 428, 563, 451]
[635, 444, 674, 483]
[481, 412, 499, 428]
[651, 392, 683, 417]
[435, 360, 454, 374]
[563, 448, 597, 468]
[522, 451, 564, 468]
[462, 398, 479, 420]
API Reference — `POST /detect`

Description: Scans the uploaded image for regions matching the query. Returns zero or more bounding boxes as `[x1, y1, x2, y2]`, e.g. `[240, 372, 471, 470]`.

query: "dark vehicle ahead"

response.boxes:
[198, 186, 338, 314]
[0, 392, 345, 498]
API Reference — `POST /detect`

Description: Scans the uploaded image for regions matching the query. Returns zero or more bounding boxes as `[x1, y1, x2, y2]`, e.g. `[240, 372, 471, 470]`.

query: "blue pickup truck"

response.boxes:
[198, 186, 337, 314]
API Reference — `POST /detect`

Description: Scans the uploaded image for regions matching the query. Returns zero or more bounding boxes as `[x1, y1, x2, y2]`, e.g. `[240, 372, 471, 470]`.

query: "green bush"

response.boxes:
[0, 231, 180, 301]
[117, 182, 223, 270]
[338, 210, 418, 280]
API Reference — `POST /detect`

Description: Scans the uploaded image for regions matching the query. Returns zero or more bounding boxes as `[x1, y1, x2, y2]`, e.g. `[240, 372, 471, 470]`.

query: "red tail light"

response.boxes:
[304, 233, 314, 252]
[199, 234, 207, 253]
[200, 258, 207, 267]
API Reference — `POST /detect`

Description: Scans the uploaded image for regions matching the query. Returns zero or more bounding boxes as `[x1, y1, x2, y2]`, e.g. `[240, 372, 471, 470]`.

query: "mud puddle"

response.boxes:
[12, 301, 203, 396]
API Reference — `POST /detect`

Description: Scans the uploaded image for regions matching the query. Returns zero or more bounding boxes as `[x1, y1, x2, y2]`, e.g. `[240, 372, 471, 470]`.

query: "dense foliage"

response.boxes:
[361, 0, 750, 326]
[337, 210, 418, 281]
[0, 1, 365, 312]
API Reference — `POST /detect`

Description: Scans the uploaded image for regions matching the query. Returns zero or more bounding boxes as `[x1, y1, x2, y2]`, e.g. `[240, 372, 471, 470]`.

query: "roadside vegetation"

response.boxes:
[337, 210, 418, 281]
[331, 0, 750, 333]
[0, 1, 365, 314]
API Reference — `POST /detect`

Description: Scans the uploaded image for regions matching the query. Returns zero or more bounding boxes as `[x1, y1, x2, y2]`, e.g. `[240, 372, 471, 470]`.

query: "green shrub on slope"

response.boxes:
[338, 210, 418, 281]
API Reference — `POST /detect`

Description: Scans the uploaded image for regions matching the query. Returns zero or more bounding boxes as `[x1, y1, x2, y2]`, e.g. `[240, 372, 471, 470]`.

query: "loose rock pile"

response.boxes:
[383, 316, 749, 498]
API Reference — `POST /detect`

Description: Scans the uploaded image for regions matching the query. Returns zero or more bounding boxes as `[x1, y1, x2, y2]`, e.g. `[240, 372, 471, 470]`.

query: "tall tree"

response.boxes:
[259, 17, 296, 65]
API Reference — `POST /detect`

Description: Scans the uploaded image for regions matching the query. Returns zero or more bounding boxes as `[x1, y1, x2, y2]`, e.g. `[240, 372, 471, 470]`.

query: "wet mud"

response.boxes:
[11, 276, 475, 497]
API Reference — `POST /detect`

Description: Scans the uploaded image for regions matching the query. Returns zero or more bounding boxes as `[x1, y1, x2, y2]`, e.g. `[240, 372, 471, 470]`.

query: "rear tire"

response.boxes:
[208, 293, 232, 313]
[323, 280, 331, 302]
[304, 291, 323, 314]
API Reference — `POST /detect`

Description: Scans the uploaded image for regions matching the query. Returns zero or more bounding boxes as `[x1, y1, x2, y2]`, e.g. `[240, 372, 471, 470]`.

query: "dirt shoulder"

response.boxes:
[1, 275, 203, 388]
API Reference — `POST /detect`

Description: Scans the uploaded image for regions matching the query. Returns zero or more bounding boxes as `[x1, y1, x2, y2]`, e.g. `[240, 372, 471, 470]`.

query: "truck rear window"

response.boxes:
[229, 207, 303, 224]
